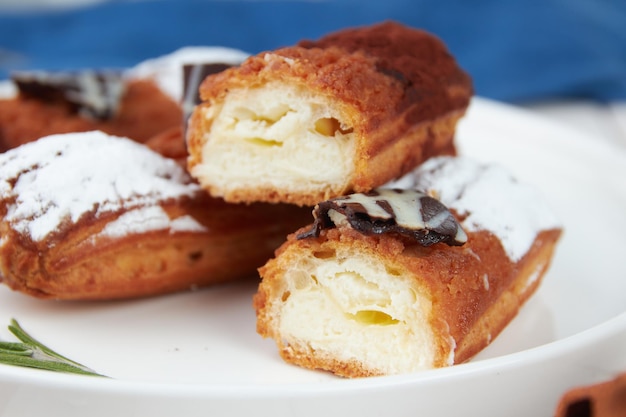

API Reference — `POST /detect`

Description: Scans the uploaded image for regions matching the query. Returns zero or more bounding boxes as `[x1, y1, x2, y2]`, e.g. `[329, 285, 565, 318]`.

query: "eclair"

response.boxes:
[0, 71, 182, 152]
[0, 131, 309, 300]
[254, 156, 562, 377]
[187, 21, 473, 206]
[0, 46, 248, 153]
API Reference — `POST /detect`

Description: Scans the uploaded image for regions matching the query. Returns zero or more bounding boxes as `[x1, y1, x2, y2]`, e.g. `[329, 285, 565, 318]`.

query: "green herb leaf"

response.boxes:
[0, 318, 107, 377]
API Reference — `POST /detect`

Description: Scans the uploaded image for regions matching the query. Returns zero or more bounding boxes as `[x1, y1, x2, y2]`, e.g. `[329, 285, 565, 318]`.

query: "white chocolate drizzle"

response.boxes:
[12, 70, 125, 119]
[298, 189, 467, 246]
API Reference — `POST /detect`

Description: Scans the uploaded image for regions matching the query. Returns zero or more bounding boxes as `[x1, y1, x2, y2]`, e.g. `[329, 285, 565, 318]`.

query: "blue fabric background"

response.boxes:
[1, 0, 625, 103]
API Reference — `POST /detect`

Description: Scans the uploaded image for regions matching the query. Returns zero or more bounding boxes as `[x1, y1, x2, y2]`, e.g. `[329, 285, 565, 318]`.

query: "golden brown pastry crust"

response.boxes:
[254, 226, 562, 377]
[143, 126, 188, 166]
[0, 79, 182, 152]
[554, 373, 626, 417]
[0, 195, 310, 300]
[187, 21, 472, 206]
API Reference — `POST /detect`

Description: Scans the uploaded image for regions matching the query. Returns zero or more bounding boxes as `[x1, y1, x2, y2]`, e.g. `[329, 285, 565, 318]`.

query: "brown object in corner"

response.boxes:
[554, 373, 626, 417]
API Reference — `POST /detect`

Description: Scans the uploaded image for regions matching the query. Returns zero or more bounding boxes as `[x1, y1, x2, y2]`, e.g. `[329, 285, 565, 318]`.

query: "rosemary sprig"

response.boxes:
[0, 318, 106, 377]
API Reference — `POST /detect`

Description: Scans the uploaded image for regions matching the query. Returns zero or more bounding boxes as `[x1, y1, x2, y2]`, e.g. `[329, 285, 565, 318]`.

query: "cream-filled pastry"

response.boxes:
[187, 21, 472, 206]
[254, 156, 562, 377]
[0, 131, 310, 300]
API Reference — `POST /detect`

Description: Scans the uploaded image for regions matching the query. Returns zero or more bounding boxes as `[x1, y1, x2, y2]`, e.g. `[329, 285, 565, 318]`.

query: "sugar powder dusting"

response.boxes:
[0, 131, 202, 242]
[386, 156, 561, 262]
[99, 206, 206, 238]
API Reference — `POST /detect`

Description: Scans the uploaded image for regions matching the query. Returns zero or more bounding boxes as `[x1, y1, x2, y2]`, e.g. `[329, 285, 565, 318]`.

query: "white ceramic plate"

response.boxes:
[0, 97, 625, 417]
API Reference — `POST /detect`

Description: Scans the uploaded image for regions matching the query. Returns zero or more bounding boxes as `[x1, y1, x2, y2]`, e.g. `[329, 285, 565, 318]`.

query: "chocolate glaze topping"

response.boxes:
[11, 70, 125, 120]
[298, 189, 467, 246]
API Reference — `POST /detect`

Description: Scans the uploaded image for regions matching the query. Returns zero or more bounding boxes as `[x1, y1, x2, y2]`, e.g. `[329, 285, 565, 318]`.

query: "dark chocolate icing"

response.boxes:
[182, 63, 232, 120]
[298, 189, 467, 246]
[11, 70, 125, 120]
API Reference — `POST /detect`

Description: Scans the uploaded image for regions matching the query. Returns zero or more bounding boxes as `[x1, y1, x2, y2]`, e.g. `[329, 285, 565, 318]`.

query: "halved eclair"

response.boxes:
[187, 21, 473, 206]
[254, 156, 562, 377]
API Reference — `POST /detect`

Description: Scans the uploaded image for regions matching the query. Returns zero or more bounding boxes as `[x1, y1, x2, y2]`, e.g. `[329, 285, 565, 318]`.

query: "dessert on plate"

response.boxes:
[0, 70, 182, 152]
[254, 156, 562, 377]
[0, 131, 309, 300]
[187, 21, 473, 206]
[0, 46, 248, 156]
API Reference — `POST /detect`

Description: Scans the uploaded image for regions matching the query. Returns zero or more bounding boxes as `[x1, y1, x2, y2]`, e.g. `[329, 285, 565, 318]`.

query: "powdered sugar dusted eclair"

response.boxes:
[0, 131, 309, 300]
[187, 21, 472, 206]
[254, 156, 562, 377]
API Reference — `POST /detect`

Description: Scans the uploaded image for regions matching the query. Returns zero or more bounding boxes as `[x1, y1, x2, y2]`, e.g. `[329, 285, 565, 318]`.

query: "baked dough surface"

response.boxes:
[255, 226, 561, 377]
[0, 131, 310, 300]
[0, 79, 182, 152]
[187, 21, 472, 206]
[254, 156, 563, 377]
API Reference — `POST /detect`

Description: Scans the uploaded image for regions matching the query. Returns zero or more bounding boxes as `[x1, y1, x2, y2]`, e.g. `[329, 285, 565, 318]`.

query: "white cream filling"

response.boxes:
[276, 249, 438, 374]
[192, 82, 355, 194]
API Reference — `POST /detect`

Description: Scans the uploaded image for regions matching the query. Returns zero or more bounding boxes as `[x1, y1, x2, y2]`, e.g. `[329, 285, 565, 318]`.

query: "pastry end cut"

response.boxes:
[254, 226, 561, 377]
[188, 81, 358, 206]
[254, 156, 563, 377]
[254, 228, 444, 377]
[187, 21, 472, 206]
